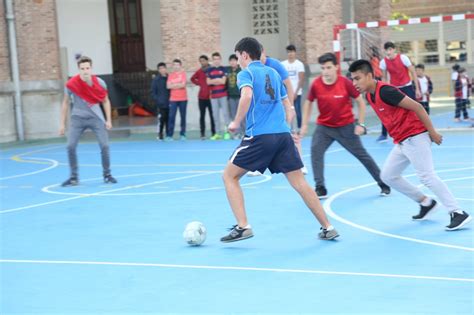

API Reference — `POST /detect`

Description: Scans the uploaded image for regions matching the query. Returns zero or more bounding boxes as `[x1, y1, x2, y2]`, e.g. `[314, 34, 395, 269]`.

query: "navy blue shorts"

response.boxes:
[230, 133, 303, 174]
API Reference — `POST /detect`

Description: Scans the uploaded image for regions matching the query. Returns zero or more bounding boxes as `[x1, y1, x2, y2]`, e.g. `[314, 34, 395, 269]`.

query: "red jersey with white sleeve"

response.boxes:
[366, 81, 427, 144]
[307, 75, 360, 127]
[382, 54, 412, 87]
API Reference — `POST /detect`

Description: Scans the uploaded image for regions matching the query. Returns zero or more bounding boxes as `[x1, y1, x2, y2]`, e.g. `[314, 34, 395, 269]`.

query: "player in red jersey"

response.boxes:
[349, 59, 471, 231]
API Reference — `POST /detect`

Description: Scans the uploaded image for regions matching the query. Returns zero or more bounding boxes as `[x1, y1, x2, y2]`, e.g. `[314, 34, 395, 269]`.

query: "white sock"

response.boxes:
[238, 224, 251, 229]
[325, 225, 334, 231]
[420, 197, 432, 207]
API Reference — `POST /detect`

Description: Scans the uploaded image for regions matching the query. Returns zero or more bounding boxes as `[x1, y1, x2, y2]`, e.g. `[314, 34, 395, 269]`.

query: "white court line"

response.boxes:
[0, 157, 59, 181]
[1, 145, 62, 181]
[0, 259, 472, 283]
[324, 167, 474, 252]
[0, 172, 221, 214]
[418, 176, 474, 201]
[42, 172, 272, 196]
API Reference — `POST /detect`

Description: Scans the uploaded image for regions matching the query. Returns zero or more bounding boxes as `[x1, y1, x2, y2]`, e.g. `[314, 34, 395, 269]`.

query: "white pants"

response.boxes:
[380, 132, 459, 212]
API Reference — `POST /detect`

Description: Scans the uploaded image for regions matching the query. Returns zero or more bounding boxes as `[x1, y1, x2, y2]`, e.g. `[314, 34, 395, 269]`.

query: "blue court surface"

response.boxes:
[1, 131, 473, 314]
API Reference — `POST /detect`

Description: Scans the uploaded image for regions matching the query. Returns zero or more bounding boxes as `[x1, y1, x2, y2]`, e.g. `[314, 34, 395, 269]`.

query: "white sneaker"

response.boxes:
[301, 166, 308, 175]
[247, 170, 263, 177]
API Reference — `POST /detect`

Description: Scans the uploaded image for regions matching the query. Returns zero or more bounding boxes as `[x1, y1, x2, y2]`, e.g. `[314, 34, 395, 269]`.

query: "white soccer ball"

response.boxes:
[183, 221, 207, 246]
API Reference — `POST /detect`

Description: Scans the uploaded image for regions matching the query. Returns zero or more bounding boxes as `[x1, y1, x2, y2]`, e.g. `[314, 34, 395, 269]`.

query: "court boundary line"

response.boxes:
[324, 167, 474, 252]
[0, 259, 472, 283]
[0, 171, 222, 214]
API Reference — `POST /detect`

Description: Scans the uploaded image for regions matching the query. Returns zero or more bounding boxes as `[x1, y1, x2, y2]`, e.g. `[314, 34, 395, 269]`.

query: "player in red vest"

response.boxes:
[349, 59, 471, 231]
[376, 41, 421, 142]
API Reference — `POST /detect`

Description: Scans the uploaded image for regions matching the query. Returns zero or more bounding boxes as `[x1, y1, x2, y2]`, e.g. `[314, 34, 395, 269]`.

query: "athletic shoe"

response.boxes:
[223, 132, 231, 140]
[446, 210, 472, 231]
[301, 166, 308, 175]
[318, 227, 339, 240]
[164, 137, 173, 141]
[210, 134, 222, 140]
[315, 185, 328, 199]
[61, 177, 78, 187]
[104, 175, 117, 184]
[379, 183, 391, 196]
[247, 170, 263, 177]
[376, 134, 388, 143]
[180, 135, 187, 141]
[412, 199, 437, 220]
[200, 136, 206, 140]
[453, 118, 461, 122]
[220, 225, 254, 243]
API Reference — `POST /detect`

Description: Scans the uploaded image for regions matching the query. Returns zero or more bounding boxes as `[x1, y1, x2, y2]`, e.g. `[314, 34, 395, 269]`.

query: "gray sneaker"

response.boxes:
[220, 225, 254, 243]
[318, 227, 339, 240]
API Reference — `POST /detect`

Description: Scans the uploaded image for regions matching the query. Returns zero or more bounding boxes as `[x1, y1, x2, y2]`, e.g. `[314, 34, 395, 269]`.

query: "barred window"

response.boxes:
[252, 0, 279, 35]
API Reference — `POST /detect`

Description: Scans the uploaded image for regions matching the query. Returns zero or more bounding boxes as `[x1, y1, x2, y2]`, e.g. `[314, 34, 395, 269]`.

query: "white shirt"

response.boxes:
[417, 76, 429, 102]
[451, 71, 459, 81]
[281, 59, 305, 95]
[379, 54, 412, 71]
[461, 77, 468, 99]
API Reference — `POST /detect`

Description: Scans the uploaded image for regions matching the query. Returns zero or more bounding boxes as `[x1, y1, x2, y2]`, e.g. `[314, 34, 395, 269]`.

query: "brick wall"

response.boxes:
[287, 0, 343, 65]
[14, 0, 61, 81]
[287, 0, 307, 63]
[160, 0, 221, 71]
[0, 1, 11, 82]
[305, 0, 342, 64]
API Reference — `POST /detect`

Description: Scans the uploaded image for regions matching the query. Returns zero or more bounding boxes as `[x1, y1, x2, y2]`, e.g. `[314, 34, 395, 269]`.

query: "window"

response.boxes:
[252, 0, 279, 35]
[445, 41, 467, 63]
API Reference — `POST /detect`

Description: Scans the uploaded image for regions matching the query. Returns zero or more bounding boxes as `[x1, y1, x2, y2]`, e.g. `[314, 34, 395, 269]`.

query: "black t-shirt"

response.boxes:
[369, 84, 406, 106]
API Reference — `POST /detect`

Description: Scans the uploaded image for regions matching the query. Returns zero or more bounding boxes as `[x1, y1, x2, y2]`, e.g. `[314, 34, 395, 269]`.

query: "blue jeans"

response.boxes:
[167, 101, 187, 137]
[294, 95, 302, 129]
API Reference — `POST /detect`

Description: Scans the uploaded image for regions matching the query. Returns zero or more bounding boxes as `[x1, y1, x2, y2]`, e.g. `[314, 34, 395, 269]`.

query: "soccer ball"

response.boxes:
[183, 221, 207, 246]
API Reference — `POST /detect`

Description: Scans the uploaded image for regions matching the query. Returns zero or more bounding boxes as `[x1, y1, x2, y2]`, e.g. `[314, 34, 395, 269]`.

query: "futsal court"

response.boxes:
[0, 111, 473, 314]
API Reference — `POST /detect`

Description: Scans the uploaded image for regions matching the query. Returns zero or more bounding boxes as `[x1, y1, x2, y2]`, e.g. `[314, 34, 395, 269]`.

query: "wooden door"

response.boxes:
[112, 0, 146, 72]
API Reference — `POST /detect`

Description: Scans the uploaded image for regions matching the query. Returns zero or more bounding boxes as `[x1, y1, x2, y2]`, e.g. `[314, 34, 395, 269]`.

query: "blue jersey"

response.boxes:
[265, 57, 289, 81]
[237, 61, 290, 136]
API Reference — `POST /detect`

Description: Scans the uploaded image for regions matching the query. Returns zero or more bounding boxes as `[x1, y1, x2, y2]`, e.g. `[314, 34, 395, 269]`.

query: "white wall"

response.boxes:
[220, 0, 288, 61]
[142, 0, 164, 70]
[56, 0, 113, 76]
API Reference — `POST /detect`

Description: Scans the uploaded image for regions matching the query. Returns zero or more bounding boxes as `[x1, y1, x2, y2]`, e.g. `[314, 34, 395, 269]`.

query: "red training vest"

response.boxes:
[366, 81, 426, 144]
[384, 54, 411, 87]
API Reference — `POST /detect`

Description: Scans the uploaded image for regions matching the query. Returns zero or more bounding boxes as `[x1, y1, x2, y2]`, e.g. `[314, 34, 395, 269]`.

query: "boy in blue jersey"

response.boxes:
[220, 37, 339, 243]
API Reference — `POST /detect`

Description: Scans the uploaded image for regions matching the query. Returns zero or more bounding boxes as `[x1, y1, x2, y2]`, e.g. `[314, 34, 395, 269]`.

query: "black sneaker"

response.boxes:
[104, 175, 117, 184]
[318, 227, 339, 240]
[379, 183, 391, 196]
[61, 177, 78, 187]
[412, 199, 437, 220]
[220, 225, 254, 243]
[315, 185, 328, 199]
[446, 211, 472, 231]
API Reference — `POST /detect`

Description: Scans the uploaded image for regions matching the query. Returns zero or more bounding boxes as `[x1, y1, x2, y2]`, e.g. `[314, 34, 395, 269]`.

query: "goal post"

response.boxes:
[333, 13, 474, 95]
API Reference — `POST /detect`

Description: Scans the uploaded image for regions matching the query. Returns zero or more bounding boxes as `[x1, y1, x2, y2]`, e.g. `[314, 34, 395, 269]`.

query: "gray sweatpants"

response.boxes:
[67, 116, 111, 178]
[311, 123, 383, 187]
[211, 96, 230, 133]
[380, 132, 459, 212]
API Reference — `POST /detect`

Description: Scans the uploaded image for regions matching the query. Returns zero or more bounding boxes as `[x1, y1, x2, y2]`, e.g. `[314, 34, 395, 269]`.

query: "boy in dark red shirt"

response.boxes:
[300, 53, 389, 199]
[191, 55, 216, 139]
[349, 59, 471, 231]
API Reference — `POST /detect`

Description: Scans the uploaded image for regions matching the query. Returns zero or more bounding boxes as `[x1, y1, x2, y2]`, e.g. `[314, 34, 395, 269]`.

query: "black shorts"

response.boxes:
[230, 133, 303, 174]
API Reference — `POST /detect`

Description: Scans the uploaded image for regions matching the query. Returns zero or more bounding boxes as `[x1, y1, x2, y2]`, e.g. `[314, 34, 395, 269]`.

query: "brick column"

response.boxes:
[14, 0, 61, 81]
[160, 0, 221, 71]
[354, 0, 392, 59]
[287, 0, 343, 64]
[0, 1, 10, 82]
